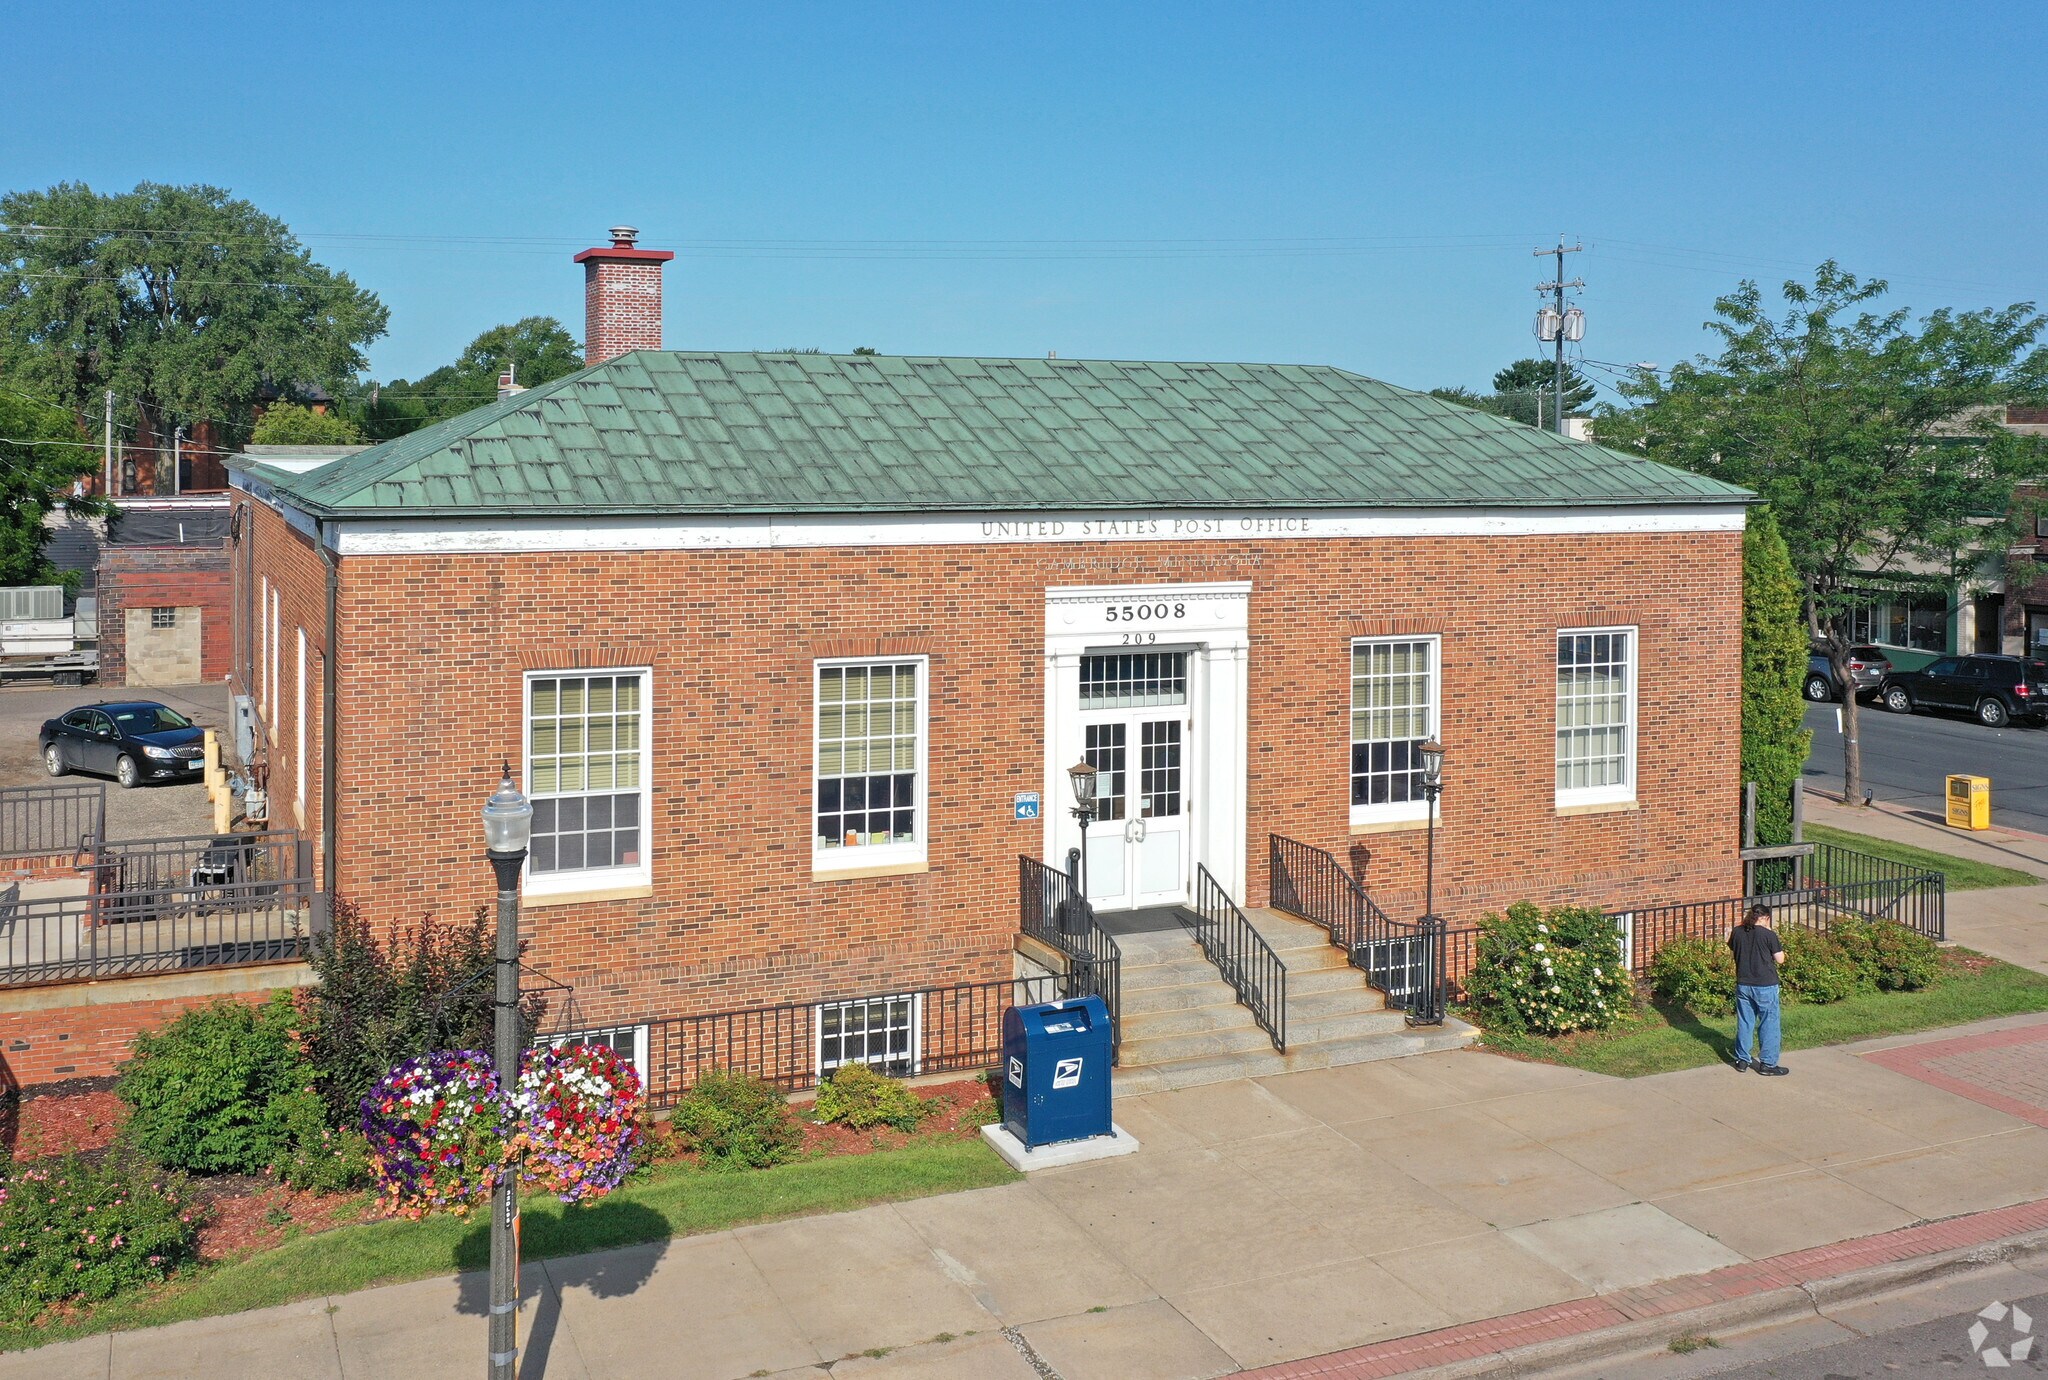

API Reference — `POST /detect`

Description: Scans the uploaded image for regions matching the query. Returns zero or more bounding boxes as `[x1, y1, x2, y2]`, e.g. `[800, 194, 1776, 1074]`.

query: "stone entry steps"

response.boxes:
[1110, 905, 1475, 1096]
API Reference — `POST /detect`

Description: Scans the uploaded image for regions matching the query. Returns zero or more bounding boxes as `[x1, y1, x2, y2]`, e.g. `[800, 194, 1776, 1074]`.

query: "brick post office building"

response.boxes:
[230, 231, 1750, 1090]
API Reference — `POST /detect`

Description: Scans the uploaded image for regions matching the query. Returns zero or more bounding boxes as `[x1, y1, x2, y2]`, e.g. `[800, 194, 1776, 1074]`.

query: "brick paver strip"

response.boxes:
[1860, 1024, 2048, 1128]
[1235, 1197, 2048, 1379]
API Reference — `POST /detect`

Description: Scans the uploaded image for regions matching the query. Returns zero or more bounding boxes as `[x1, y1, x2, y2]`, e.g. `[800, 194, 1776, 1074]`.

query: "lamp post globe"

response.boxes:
[1419, 740, 1445, 925]
[482, 769, 534, 857]
[1067, 760, 1099, 898]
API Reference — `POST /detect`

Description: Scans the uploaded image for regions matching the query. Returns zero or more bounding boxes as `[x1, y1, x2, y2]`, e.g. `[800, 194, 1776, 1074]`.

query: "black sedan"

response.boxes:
[40, 701, 207, 788]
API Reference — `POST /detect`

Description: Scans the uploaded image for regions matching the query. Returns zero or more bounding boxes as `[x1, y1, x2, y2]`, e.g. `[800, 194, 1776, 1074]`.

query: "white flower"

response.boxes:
[1551, 984, 1561, 993]
[1533, 943, 1546, 953]
[1537, 923, 1549, 933]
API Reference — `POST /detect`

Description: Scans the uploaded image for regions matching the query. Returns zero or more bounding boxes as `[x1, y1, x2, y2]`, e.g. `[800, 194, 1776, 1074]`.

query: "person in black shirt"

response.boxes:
[1729, 903, 1788, 1075]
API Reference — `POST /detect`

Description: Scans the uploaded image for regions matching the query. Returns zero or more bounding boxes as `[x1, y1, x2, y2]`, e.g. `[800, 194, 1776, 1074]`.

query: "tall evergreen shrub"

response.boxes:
[1744, 508, 1812, 846]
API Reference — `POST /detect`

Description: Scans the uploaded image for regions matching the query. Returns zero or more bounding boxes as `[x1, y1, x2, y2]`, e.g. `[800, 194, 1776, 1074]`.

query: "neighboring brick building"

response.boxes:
[96, 499, 232, 687]
[227, 230, 1751, 1088]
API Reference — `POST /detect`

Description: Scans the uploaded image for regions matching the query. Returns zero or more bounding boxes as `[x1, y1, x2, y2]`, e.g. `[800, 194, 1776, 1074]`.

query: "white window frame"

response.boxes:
[1555, 625, 1638, 809]
[295, 629, 307, 809]
[811, 656, 929, 875]
[541, 1024, 648, 1085]
[1348, 635, 1441, 827]
[267, 586, 280, 722]
[521, 666, 654, 897]
[814, 993, 923, 1077]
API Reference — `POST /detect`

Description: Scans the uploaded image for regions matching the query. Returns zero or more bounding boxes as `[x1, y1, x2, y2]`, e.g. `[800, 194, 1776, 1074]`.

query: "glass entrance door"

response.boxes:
[1077, 653, 1191, 910]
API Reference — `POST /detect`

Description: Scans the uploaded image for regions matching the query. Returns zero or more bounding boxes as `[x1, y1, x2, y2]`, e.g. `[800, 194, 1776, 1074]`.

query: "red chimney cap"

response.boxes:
[574, 224, 675, 265]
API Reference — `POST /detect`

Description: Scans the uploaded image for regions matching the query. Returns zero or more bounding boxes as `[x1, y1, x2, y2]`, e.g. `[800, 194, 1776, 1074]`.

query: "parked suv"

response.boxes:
[1805, 645, 1892, 703]
[1877, 654, 2048, 728]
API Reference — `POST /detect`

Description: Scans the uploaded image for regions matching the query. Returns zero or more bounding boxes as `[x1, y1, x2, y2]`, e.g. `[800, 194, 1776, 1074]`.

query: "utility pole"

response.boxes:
[1532, 237, 1585, 436]
[103, 391, 115, 496]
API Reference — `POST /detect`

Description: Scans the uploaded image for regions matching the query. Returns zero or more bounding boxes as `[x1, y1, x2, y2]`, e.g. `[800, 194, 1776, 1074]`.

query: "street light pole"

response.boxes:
[1419, 740, 1446, 921]
[481, 768, 533, 1380]
[1067, 760, 1099, 901]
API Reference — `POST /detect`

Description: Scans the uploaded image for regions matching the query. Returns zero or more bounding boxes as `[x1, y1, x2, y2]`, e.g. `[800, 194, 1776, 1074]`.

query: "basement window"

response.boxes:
[815, 993, 921, 1077]
[150, 607, 177, 630]
[538, 1024, 649, 1085]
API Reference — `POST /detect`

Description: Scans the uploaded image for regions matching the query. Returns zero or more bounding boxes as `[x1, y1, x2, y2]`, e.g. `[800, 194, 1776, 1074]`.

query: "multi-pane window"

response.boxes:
[1556, 629, 1634, 801]
[150, 607, 177, 630]
[1350, 638, 1437, 819]
[815, 660, 923, 858]
[527, 672, 646, 877]
[817, 993, 920, 1076]
[1080, 652, 1188, 708]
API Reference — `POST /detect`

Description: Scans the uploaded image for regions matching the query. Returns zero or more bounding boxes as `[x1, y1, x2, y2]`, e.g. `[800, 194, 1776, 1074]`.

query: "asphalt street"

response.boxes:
[1803, 697, 2048, 834]
[1679, 1287, 2047, 1378]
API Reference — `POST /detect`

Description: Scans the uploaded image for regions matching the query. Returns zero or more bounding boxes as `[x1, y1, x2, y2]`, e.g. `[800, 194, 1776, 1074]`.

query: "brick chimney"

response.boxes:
[573, 226, 675, 365]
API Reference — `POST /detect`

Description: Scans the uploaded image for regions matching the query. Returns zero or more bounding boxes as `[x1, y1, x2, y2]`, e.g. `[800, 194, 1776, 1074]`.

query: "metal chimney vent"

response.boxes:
[609, 225, 640, 247]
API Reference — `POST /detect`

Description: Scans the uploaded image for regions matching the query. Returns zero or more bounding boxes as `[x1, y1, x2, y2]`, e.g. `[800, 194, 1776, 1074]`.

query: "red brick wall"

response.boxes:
[98, 543, 232, 685]
[250, 528, 1743, 1037]
[0, 983, 287, 1088]
[236, 500, 329, 836]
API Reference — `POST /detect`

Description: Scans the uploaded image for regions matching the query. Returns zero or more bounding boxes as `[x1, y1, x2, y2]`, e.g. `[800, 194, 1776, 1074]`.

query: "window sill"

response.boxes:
[1349, 815, 1431, 836]
[812, 860, 931, 881]
[523, 882, 656, 909]
[1556, 799, 1640, 818]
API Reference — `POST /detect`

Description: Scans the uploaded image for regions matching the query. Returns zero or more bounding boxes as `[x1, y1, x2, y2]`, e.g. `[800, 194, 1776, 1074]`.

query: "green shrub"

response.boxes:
[271, 1089, 373, 1194]
[0, 1152, 203, 1322]
[1647, 937, 1735, 1015]
[116, 993, 317, 1175]
[1464, 901, 1636, 1035]
[1833, 920, 1943, 992]
[671, 1071, 803, 1170]
[302, 900, 549, 1128]
[813, 1064, 928, 1131]
[1780, 927, 1867, 1004]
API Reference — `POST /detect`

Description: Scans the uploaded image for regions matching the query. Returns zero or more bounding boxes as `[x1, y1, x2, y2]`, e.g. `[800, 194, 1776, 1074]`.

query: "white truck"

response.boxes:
[0, 585, 98, 684]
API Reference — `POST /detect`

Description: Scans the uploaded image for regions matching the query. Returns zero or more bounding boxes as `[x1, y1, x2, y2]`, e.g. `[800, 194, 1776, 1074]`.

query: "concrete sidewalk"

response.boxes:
[1805, 792, 2048, 974]
[12, 1013, 2048, 1380]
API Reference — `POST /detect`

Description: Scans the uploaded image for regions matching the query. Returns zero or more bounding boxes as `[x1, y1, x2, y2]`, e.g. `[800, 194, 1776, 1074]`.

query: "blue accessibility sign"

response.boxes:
[1014, 791, 1042, 821]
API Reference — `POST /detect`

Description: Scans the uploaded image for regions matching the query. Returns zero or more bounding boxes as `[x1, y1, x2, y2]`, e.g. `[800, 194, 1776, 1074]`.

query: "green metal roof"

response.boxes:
[262, 352, 1751, 518]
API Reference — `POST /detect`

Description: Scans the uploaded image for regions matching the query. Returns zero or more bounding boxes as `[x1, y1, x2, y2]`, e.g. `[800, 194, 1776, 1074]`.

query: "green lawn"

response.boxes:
[2, 1136, 1016, 1354]
[1471, 952, 2048, 1078]
[1806, 822, 2039, 891]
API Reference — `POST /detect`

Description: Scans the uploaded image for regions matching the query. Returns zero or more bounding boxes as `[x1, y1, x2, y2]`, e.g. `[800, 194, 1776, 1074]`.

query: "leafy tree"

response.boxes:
[353, 316, 582, 440]
[0, 390, 105, 587]
[1743, 508, 1812, 845]
[1601, 262, 2048, 802]
[1427, 385, 1505, 414]
[1490, 358, 1597, 426]
[0, 182, 387, 489]
[249, 402, 365, 446]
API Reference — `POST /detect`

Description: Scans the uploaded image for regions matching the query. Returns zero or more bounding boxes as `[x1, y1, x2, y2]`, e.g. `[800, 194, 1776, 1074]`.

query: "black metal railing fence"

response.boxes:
[642, 973, 1066, 1108]
[0, 782, 105, 861]
[0, 830, 318, 987]
[1185, 862, 1287, 1051]
[1268, 834, 1447, 1024]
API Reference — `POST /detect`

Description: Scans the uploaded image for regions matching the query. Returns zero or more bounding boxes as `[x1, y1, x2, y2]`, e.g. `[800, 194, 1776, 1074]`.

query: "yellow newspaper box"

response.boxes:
[1947, 775, 1991, 830]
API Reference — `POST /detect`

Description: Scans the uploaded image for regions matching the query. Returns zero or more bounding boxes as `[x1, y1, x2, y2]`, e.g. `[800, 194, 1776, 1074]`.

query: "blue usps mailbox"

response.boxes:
[1002, 995, 1113, 1148]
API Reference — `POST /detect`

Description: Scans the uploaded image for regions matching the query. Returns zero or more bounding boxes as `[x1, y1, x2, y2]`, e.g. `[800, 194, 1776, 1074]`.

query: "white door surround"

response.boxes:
[1044, 582, 1250, 908]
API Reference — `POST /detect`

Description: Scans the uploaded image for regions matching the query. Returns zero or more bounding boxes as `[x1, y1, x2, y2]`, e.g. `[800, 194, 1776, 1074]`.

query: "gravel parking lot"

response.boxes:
[0, 681, 229, 842]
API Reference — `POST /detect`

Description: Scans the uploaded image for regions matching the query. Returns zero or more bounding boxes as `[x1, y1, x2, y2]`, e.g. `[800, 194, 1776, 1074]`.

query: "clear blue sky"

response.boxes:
[6, 2, 2043, 400]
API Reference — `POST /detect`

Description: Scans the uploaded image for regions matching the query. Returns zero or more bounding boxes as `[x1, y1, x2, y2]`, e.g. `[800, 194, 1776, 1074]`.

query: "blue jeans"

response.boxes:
[1734, 983, 1781, 1067]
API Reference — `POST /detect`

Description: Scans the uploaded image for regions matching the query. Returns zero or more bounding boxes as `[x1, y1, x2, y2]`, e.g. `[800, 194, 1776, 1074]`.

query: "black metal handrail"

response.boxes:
[0, 782, 106, 862]
[1017, 856, 1123, 1058]
[1185, 863, 1287, 1051]
[1269, 833, 1446, 1025]
[642, 972, 1071, 1107]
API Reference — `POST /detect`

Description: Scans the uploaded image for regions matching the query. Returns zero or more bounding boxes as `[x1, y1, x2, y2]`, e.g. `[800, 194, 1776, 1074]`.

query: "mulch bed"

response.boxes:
[10, 1074, 1003, 1263]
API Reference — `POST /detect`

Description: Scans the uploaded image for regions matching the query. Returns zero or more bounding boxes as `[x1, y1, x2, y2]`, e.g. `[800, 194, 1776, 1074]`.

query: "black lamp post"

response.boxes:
[1068, 759, 1099, 898]
[1419, 740, 1446, 920]
[480, 767, 533, 1380]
